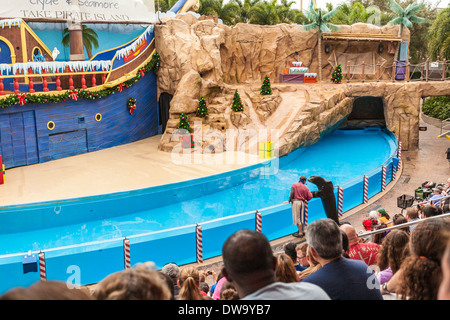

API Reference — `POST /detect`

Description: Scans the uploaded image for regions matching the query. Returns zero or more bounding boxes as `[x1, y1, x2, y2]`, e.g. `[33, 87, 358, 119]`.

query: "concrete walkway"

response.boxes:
[0, 135, 261, 206]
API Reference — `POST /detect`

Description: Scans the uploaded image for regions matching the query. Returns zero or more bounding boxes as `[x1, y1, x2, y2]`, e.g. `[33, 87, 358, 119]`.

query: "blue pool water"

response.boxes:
[0, 128, 396, 256]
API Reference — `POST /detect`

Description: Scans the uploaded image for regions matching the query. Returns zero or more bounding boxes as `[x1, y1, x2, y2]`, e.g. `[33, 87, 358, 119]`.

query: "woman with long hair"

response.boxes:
[384, 218, 450, 300]
[275, 253, 300, 283]
[178, 266, 206, 300]
[376, 229, 410, 285]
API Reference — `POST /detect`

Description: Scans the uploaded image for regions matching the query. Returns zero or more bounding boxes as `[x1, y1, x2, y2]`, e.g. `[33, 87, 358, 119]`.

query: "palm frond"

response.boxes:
[302, 22, 318, 31]
[387, 16, 403, 25]
[409, 15, 427, 24]
[402, 17, 413, 28]
[405, 2, 424, 15]
[322, 5, 341, 22]
[389, 0, 404, 16]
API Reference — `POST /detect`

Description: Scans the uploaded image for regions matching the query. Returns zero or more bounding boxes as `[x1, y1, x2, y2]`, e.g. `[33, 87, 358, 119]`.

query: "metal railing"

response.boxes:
[344, 58, 450, 83]
[358, 196, 450, 238]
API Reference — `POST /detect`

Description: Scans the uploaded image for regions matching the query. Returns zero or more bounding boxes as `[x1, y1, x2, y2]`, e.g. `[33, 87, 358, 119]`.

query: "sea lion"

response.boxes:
[308, 175, 339, 224]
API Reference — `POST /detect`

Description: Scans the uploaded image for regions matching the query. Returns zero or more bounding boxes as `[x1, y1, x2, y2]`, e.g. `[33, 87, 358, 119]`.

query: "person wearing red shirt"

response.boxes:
[289, 176, 313, 238]
[340, 224, 380, 267]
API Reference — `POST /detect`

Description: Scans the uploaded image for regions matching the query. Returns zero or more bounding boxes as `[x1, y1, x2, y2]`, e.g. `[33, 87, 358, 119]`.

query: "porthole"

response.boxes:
[95, 113, 102, 122]
[47, 121, 55, 130]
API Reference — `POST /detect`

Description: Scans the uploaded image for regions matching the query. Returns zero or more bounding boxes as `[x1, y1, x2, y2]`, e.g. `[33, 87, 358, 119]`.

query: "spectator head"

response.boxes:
[222, 229, 276, 298]
[423, 205, 439, 218]
[161, 262, 180, 286]
[362, 219, 374, 231]
[283, 242, 298, 264]
[368, 210, 379, 222]
[275, 253, 299, 283]
[220, 280, 239, 300]
[377, 208, 390, 220]
[0, 281, 93, 300]
[405, 207, 419, 221]
[178, 265, 203, 300]
[339, 223, 358, 247]
[296, 242, 310, 268]
[200, 282, 209, 295]
[340, 229, 349, 257]
[93, 268, 171, 300]
[397, 218, 450, 300]
[392, 214, 410, 233]
[376, 229, 410, 274]
[306, 219, 343, 262]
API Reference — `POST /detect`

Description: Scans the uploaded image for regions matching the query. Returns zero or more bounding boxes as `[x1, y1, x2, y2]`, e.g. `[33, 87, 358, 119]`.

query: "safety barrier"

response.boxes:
[0, 133, 400, 294]
[345, 58, 449, 83]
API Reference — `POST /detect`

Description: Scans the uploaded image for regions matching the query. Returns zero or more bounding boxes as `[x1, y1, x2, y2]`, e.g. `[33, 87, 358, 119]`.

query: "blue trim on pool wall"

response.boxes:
[0, 127, 398, 294]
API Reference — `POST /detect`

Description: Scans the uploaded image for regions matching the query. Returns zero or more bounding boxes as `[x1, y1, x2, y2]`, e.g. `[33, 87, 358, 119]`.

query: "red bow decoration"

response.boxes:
[69, 90, 78, 101]
[17, 93, 26, 105]
[118, 83, 124, 92]
[128, 104, 136, 115]
[139, 68, 145, 77]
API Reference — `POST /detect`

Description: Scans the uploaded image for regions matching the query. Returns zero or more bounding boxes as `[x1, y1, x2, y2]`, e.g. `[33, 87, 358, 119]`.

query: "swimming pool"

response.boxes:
[0, 127, 398, 292]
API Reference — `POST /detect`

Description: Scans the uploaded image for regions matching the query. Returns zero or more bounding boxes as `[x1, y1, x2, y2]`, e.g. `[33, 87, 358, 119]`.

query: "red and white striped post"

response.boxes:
[196, 225, 203, 264]
[255, 210, 262, 233]
[123, 238, 131, 269]
[381, 166, 387, 191]
[337, 187, 343, 217]
[39, 252, 47, 282]
[363, 175, 369, 203]
[397, 141, 402, 172]
[304, 201, 309, 227]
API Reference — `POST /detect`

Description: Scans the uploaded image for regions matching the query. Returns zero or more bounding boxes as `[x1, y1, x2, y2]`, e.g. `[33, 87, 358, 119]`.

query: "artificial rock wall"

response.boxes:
[154, 14, 449, 155]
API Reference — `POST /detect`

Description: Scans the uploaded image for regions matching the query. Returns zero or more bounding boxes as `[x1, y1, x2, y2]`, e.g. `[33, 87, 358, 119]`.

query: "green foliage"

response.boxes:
[427, 8, 450, 60]
[302, 7, 340, 34]
[178, 112, 192, 132]
[387, 0, 427, 37]
[331, 64, 343, 83]
[231, 89, 244, 112]
[62, 25, 99, 59]
[422, 96, 450, 121]
[260, 75, 272, 95]
[196, 96, 209, 117]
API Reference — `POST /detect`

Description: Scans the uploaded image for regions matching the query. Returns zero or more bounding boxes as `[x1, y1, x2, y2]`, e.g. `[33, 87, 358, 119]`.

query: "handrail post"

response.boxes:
[14, 72, 19, 94]
[81, 73, 87, 89]
[442, 58, 446, 81]
[421, 58, 425, 81]
[361, 61, 365, 83]
[426, 58, 429, 82]
[392, 61, 396, 82]
[56, 71, 62, 91]
[92, 71, 97, 87]
[346, 60, 350, 83]
[68, 68, 74, 90]
[376, 64, 380, 82]
[406, 62, 410, 82]
[0, 78, 4, 95]
[28, 68, 35, 93]
[42, 71, 49, 92]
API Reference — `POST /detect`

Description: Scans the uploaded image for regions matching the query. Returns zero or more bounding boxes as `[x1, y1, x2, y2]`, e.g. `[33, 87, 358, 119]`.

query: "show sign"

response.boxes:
[1, 0, 156, 23]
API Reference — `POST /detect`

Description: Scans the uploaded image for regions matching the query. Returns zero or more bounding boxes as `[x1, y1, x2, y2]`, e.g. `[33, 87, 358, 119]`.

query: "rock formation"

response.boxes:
[154, 14, 449, 156]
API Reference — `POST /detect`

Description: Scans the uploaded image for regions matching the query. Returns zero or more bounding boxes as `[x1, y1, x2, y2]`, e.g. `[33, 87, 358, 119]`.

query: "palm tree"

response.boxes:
[302, 7, 340, 81]
[231, 0, 262, 23]
[248, 0, 281, 25]
[198, 0, 241, 25]
[62, 24, 99, 60]
[387, 0, 427, 38]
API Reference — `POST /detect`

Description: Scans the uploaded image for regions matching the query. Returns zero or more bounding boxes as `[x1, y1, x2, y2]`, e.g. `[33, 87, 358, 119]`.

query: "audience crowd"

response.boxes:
[1, 179, 449, 301]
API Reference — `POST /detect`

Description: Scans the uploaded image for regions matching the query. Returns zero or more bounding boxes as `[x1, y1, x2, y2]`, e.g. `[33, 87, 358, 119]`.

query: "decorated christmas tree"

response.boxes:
[231, 90, 244, 112]
[260, 75, 272, 95]
[331, 64, 343, 84]
[196, 96, 208, 118]
[178, 112, 191, 132]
